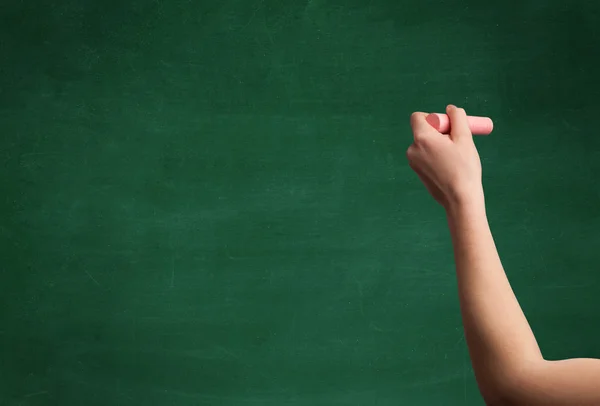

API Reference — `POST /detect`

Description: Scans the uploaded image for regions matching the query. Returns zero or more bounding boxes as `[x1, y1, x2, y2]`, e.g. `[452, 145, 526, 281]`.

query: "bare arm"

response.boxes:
[448, 200, 600, 405]
[408, 105, 600, 405]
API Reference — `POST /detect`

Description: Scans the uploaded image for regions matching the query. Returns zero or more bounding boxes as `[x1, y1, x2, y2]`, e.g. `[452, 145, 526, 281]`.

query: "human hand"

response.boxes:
[406, 105, 484, 210]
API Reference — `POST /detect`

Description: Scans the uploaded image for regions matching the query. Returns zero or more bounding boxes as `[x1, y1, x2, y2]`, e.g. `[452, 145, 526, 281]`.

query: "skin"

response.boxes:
[407, 105, 600, 405]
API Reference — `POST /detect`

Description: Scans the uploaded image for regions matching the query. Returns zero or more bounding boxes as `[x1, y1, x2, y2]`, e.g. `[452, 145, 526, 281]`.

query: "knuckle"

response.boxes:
[406, 144, 419, 164]
[449, 105, 466, 116]
[413, 130, 427, 144]
[410, 112, 420, 127]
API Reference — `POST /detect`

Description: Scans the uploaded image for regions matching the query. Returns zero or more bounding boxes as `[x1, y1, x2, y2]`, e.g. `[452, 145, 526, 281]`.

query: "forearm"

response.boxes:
[446, 197, 542, 398]
[409, 107, 600, 404]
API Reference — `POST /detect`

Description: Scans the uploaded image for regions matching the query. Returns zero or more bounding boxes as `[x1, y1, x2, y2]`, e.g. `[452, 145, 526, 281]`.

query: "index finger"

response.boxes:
[410, 112, 433, 133]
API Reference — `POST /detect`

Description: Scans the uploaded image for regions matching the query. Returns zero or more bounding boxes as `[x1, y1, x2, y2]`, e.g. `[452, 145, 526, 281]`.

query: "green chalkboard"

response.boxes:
[2, 1, 600, 405]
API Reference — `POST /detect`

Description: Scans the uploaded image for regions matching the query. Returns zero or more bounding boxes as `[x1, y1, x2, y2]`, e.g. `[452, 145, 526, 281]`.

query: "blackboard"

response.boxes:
[2, 1, 600, 405]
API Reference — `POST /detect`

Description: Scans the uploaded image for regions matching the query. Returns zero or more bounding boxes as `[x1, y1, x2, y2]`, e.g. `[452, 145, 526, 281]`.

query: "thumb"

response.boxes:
[446, 105, 472, 142]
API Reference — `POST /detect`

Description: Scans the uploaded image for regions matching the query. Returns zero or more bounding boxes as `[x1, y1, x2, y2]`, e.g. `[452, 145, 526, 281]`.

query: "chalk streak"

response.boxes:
[84, 270, 100, 286]
[242, 0, 264, 29]
[24, 391, 48, 398]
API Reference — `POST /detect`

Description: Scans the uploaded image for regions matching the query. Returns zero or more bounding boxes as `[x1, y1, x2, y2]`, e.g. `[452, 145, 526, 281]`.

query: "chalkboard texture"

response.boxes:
[2, 1, 600, 405]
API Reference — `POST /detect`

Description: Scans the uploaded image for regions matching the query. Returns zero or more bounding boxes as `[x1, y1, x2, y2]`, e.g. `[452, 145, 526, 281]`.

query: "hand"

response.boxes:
[406, 105, 484, 210]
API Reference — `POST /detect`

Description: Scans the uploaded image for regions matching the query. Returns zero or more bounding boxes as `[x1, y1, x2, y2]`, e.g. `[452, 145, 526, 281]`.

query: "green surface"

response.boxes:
[2, 1, 600, 405]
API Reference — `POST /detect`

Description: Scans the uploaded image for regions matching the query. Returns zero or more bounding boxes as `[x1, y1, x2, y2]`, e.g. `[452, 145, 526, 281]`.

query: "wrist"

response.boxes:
[445, 190, 486, 221]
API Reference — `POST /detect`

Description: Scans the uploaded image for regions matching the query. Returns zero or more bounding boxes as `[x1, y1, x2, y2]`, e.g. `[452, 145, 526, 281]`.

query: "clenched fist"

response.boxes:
[407, 105, 485, 211]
